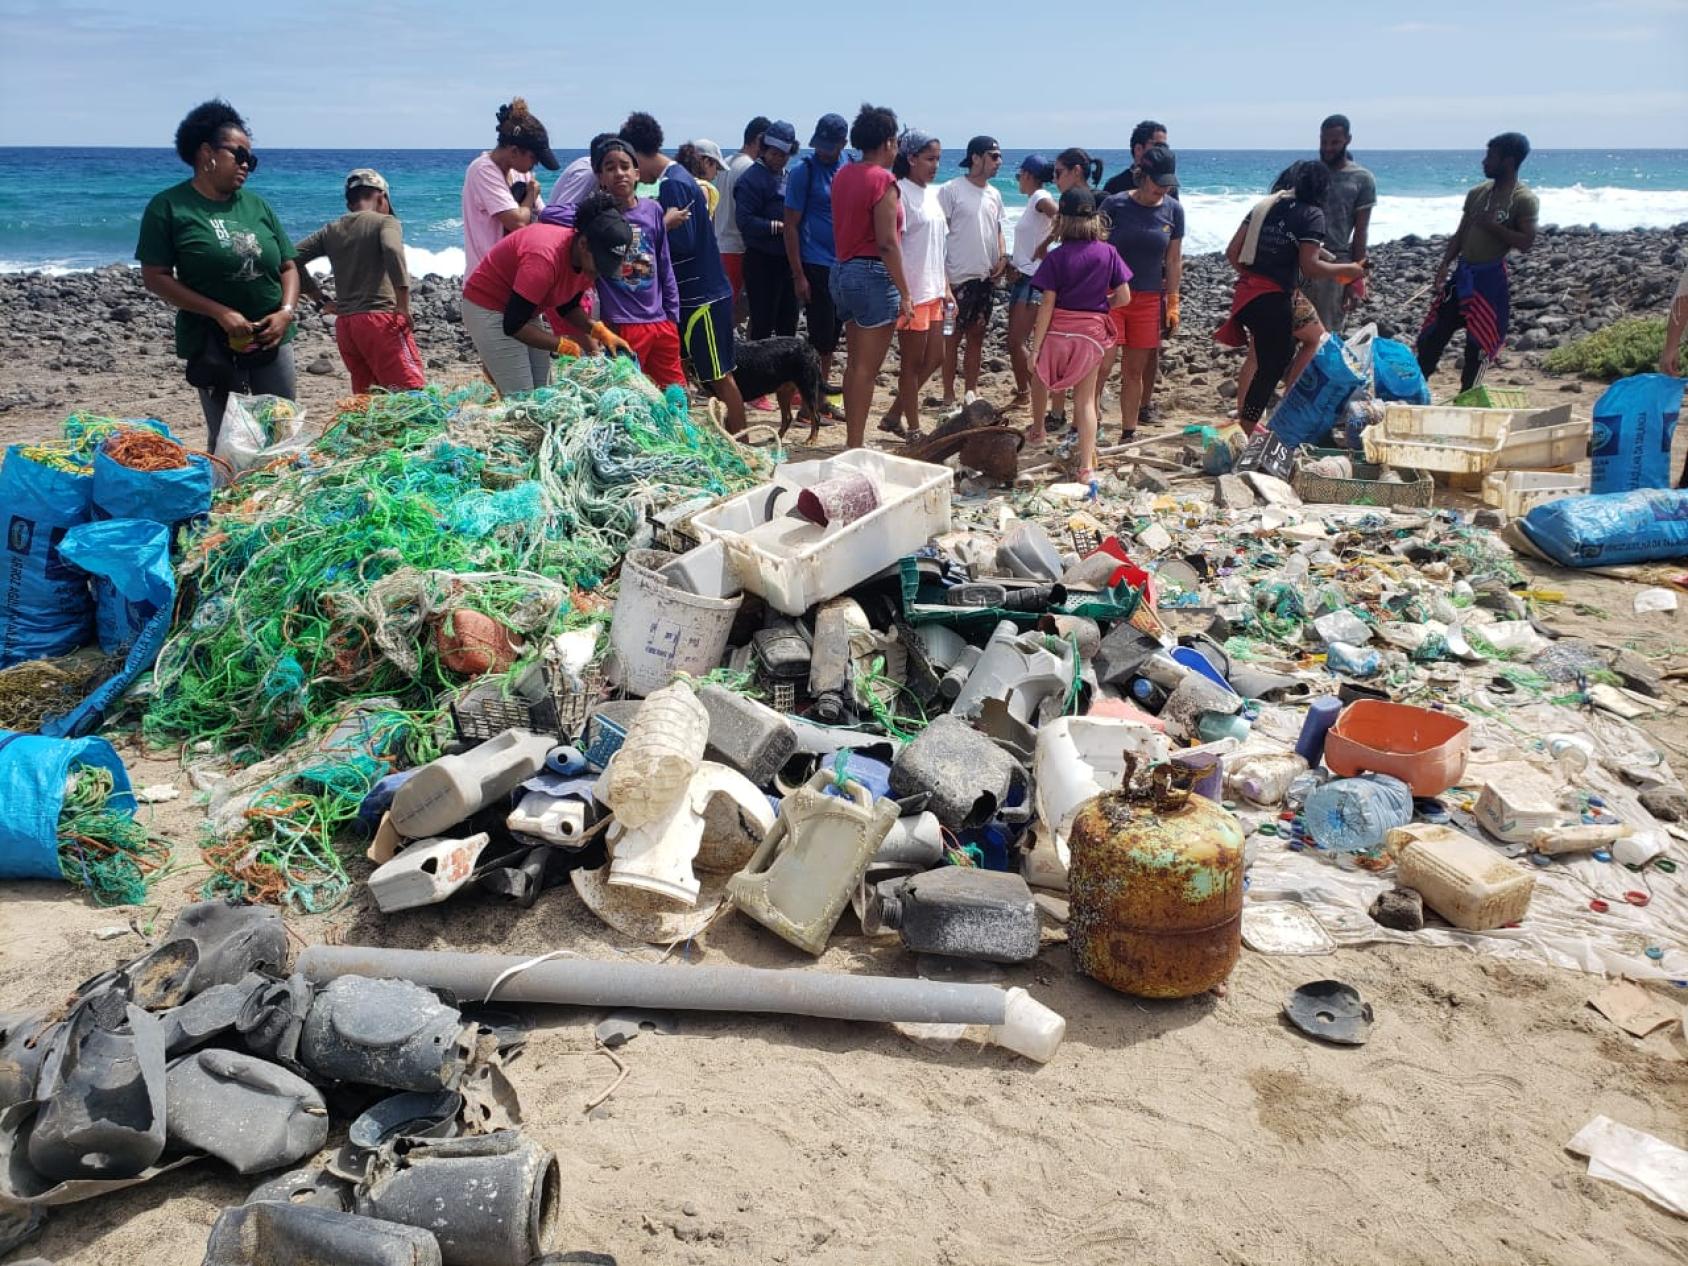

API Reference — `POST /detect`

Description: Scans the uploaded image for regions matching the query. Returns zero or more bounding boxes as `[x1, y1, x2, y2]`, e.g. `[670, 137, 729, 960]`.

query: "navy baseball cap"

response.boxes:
[761, 120, 799, 153]
[1018, 153, 1054, 182]
[810, 113, 849, 149]
[960, 135, 1002, 169]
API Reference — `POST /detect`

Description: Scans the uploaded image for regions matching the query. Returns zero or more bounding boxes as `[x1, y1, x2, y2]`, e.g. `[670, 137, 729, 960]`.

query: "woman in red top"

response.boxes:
[461, 190, 634, 397]
[828, 103, 912, 449]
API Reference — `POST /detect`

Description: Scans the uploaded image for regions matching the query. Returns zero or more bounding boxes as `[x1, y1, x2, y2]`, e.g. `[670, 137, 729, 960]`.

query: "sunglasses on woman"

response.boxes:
[216, 144, 259, 171]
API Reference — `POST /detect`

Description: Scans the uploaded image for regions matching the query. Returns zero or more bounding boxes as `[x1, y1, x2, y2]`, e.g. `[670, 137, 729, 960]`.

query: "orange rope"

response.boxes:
[103, 429, 189, 471]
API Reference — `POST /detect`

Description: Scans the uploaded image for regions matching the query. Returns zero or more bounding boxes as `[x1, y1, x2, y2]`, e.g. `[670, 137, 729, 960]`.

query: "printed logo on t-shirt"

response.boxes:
[611, 225, 655, 293]
[210, 217, 263, 281]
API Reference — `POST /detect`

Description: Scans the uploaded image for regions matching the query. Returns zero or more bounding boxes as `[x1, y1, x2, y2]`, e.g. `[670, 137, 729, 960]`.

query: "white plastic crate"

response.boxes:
[1365, 403, 1586, 475]
[690, 449, 953, 615]
[1481, 470, 1589, 518]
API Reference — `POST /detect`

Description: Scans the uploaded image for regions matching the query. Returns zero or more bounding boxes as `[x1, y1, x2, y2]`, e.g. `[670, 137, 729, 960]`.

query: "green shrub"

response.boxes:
[1542, 316, 1668, 380]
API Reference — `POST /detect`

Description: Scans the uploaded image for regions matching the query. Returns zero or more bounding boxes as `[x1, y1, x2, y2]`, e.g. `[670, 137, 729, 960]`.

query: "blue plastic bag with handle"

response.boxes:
[1589, 373, 1684, 495]
[1266, 334, 1365, 447]
[46, 519, 175, 739]
[0, 446, 95, 668]
[92, 444, 213, 542]
[0, 729, 135, 880]
[1372, 337, 1432, 404]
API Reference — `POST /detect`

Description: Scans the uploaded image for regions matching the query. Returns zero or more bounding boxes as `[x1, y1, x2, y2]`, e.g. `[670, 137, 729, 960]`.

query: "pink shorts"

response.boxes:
[898, 297, 944, 332]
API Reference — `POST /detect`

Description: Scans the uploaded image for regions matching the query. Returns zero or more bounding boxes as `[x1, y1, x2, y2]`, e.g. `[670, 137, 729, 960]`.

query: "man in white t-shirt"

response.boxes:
[713, 115, 769, 317]
[936, 135, 1007, 407]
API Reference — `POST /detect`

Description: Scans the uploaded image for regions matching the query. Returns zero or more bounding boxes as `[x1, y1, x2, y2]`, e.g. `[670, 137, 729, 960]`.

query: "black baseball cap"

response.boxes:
[1139, 143, 1178, 190]
[810, 113, 849, 149]
[960, 135, 1002, 170]
[579, 203, 635, 278]
[1058, 186, 1097, 217]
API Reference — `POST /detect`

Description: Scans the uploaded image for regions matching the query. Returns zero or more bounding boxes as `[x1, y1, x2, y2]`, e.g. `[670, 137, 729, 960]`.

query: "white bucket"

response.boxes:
[608, 549, 742, 696]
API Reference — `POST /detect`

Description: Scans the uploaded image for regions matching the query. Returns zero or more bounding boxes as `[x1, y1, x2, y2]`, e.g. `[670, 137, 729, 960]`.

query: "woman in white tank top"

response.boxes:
[1007, 155, 1057, 413]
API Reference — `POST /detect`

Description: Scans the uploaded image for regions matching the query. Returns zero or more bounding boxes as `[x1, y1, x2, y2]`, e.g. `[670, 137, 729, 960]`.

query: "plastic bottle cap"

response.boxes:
[1589, 899, 1609, 913]
[1529, 853, 1553, 867]
[1624, 891, 1650, 907]
[1645, 946, 1664, 961]
[1592, 850, 1612, 863]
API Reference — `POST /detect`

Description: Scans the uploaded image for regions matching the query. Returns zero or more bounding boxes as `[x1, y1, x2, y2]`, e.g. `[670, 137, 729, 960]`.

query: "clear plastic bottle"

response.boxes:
[603, 682, 710, 828]
[1325, 641, 1381, 678]
[941, 298, 958, 337]
[1304, 774, 1413, 853]
[1284, 768, 1330, 813]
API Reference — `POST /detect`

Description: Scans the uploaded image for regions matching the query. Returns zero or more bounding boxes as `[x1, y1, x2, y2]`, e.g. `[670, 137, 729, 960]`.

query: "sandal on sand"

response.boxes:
[876, 414, 905, 436]
[1009, 390, 1030, 409]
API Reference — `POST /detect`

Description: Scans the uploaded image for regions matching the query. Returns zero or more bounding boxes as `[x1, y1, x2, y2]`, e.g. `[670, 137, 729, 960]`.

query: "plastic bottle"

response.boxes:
[1196, 711, 1251, 744]
[1226, 753, 1310, 806]
[941, 298, 958, 338]
[1325, 641, 1380, 678]
[389, 730, 554, 840]
[1295, 695, 1343, 764]
[1284, 768, 1330, 813]
[602, 682, 710, 828]
[1304, 773, 1414, 853]
[1130, 678, 1168, 712]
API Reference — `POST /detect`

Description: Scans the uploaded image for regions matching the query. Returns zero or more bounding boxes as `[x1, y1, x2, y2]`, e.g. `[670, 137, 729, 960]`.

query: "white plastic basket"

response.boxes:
[690, 450, 953, 615]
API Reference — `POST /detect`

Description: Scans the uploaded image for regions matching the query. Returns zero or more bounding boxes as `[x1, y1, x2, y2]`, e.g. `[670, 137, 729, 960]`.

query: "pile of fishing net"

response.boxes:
[142, 356, 774, 911]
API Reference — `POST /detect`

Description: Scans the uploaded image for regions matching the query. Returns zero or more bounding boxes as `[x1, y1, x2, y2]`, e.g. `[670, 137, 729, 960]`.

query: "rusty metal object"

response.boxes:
[1067, 754, 1246, 998]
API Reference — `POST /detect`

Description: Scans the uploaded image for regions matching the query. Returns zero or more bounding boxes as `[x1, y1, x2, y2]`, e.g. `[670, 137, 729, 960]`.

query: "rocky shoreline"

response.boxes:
[1, 223, 1682, 418]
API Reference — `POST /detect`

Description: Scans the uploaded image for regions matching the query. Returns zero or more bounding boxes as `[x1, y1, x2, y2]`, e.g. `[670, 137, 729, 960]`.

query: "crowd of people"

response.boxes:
[136, 97, 1591, 483]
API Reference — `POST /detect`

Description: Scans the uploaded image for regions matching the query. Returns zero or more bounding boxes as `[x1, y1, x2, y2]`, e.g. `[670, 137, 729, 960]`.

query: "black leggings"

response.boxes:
[1237, 291, 1296, 427]
[744, 249, 798, 340]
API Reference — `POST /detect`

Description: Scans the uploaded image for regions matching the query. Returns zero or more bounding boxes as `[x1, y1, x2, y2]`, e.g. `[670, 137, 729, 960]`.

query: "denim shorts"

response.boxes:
[1009, 276, 1043, 307]
[830, 257, 900, 329]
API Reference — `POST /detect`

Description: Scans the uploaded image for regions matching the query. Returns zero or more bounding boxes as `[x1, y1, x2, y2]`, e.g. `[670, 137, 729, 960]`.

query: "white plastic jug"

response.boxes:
[390, 730, 553, 839]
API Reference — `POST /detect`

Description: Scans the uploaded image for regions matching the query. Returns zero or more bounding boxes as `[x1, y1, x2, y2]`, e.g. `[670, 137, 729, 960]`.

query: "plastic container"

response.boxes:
[864, 867, 1040, 963]
[1304, 773, 1413, 853]
[1393, 825, 1535, 930]
[367, 832, 493, 912]
[1453, 384, 1529, 410]
[1226, 752, 1309, 806]
[1482, 470, 1589, 519]
[1364, 402, 1585, 474]
[1322, 700, 1471, 796]
[1295, 696, 1343, 765]
[1292, 453, 1434, 509]
[1325, 642, 1380, 678]
[1029, 716, 1171, 886]
[601, 683, 710, 828]
[389, 729, 554, 839]
[1473, 761, 1564, 842]
[608, 549, 742, 696]
[698, 684, 797, 786]
[689, 449, 953, 615]
[506, 791, 591, 846]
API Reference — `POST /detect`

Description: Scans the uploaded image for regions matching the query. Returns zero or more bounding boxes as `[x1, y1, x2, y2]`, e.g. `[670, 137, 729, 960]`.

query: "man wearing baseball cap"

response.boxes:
[734, 119, 801, 340]
[937, 135, 1007, 407]
[785, 113, 848, 402]
[295, 168, 426, 392]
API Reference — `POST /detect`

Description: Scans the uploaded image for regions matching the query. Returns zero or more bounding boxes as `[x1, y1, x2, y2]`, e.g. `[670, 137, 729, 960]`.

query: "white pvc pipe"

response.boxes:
[297, 946, 1063, 1062]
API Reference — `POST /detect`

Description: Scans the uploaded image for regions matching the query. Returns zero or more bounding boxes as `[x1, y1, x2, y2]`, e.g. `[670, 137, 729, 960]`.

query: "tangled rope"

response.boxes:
[56, 765, 169, 907]
[103, 428, 189, 471]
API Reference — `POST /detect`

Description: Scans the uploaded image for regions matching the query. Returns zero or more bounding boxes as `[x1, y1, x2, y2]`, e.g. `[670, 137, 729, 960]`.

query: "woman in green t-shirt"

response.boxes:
[136, 99, 300, 448]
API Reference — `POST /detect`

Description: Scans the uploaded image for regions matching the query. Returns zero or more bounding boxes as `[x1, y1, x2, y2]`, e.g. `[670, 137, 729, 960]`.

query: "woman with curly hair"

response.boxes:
[136, 99, 299, 448]
[461, 97, 560, 275]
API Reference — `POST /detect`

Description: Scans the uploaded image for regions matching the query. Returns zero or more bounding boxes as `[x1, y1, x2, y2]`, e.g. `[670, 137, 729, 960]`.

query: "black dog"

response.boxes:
[719, 335, 825, 442]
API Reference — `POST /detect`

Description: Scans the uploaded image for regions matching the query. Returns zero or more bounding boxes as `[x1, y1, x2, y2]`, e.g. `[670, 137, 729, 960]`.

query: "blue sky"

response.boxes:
[2, 0, 1686, 149]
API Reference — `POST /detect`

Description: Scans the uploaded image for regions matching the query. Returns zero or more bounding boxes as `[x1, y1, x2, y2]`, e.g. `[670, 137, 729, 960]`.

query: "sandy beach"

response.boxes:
[2, 230, 1687, 1265]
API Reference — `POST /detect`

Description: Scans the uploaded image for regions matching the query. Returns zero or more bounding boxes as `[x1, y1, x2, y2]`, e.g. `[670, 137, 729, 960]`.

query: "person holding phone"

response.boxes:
[137, 99, 300, 448]
[461, 97, 560, 276]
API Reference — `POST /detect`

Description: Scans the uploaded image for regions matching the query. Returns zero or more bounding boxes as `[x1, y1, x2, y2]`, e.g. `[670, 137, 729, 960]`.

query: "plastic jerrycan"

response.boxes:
[389, 729, 554, 840]
[727, 771, 899, 955]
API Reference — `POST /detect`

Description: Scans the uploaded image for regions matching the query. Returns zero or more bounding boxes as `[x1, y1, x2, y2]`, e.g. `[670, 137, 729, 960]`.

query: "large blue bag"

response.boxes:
[91, 446, 213, 540]
[0, 446, 94, 668]
[47, 520, 176, 739]
[1524, 487, 1688, 568]
[1372, 337, 1432, 405]
[1267, 334, 1365, 447]
[1590, 373, 1684, 495]
[0, 729, 135, 880]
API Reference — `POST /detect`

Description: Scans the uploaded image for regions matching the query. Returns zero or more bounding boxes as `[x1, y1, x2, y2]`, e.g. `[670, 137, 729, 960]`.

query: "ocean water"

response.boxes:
[3, 146, 1686, 277]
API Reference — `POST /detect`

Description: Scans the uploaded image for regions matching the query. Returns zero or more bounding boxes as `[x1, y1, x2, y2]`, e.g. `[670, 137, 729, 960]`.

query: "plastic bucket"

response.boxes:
[608, 549, 742, 696]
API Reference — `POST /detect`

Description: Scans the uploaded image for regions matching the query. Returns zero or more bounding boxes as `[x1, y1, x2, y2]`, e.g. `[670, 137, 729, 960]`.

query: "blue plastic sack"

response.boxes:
[1372, 337, 1431, 405]
[45, 520, 176, 739]
[0, 729, 135, 880]
[92, 446, 213, 539]
[1524, 488, 1688, 568]
[1267, 335, 1364, 447]
[0, 446, 94, 668]
[1589, 374, 1684, 495]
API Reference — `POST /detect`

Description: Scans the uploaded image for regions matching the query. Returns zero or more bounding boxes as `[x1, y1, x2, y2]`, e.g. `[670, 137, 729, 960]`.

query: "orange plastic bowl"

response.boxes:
[1322, 699, 1470, 796]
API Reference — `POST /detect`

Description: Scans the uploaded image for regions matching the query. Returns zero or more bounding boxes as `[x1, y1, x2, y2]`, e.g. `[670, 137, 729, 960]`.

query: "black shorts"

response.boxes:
[681, 298, 735, 382]
[953, 277, 996, 332]
[801, 262, 839, 356]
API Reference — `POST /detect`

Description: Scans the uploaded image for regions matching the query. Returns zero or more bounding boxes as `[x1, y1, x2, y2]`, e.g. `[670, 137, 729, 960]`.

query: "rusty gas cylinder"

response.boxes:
[1067, 756, 1246, 998]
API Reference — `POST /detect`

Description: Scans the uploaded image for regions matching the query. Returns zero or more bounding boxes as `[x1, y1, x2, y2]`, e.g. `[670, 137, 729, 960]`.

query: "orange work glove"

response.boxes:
[1163, 292, 1181, 335]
